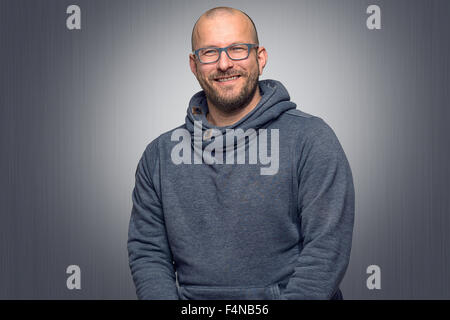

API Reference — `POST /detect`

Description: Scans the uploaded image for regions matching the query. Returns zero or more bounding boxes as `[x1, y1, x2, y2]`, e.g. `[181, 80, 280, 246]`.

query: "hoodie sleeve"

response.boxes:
[127, 139, 179, 300]
[280, 117, 355, 300]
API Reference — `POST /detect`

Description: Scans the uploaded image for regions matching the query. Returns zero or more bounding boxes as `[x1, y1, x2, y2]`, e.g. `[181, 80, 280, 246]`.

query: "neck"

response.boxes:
[206, 87, 262, 127]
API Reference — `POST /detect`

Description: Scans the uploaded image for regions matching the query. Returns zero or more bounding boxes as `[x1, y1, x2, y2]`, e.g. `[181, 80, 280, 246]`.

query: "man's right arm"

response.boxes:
[127, 139, 179, 300]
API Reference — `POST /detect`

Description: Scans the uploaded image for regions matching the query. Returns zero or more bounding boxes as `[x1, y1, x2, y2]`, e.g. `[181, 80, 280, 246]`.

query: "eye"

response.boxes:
[230, 45, 246, 52]
[201, 49, 218, 56]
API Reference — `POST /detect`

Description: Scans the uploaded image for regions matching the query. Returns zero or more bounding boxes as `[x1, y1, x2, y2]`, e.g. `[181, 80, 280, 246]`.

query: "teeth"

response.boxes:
[217, 76, 239, 82]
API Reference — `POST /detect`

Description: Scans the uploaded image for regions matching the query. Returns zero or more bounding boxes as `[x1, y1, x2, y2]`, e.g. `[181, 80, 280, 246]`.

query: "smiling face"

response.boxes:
[189, 10, 267, 114]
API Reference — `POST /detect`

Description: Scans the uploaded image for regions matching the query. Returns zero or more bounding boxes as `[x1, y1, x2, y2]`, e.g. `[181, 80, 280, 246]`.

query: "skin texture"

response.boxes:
[189, 8, 268, 127]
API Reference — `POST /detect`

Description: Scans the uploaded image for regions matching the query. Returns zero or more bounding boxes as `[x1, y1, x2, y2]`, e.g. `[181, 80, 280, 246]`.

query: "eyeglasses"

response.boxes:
[193, 43, 258, 64]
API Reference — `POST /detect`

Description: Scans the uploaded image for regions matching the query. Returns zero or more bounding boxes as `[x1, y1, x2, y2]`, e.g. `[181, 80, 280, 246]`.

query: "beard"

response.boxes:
[196, 62, 260, 114]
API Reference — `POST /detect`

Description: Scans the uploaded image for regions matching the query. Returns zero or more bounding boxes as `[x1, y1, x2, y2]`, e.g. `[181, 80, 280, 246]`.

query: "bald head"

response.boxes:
[191, 7, 259, 51]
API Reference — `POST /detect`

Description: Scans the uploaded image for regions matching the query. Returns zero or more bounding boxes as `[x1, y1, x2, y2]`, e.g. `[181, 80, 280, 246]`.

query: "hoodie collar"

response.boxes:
[185, 79, 296, 134]
[185, 79, 296, 151]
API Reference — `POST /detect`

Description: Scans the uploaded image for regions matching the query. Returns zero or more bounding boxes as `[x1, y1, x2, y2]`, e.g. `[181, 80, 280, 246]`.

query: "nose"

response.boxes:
[217, 50, 234, 71]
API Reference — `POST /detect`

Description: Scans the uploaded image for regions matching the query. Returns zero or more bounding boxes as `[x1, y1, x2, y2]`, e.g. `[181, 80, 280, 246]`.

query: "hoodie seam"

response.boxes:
[284, 110, 316, 120]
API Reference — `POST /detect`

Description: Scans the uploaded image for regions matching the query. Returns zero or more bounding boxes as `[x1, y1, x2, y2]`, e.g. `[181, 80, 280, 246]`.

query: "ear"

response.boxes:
[189, 53, 198, 77]
[256, 46, 268, 75]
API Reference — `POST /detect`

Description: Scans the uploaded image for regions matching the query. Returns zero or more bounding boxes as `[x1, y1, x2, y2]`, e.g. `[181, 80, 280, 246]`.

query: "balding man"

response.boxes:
[127, 7, 355, 300]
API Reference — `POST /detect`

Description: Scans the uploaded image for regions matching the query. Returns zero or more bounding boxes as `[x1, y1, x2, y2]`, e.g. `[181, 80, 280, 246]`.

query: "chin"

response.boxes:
[214, 82, 242, 94]
[219, 89, 241, 101]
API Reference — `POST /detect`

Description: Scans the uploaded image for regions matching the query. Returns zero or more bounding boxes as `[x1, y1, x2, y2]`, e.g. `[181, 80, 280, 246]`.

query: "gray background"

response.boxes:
[1, 0, 449, 299]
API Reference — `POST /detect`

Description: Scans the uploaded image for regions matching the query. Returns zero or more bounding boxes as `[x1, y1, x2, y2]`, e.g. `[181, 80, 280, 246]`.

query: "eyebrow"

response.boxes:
[198, 41, 247, 49]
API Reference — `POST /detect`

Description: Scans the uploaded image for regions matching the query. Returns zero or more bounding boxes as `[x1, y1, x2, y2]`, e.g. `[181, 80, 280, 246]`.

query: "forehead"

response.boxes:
[195, 13, 254, 48]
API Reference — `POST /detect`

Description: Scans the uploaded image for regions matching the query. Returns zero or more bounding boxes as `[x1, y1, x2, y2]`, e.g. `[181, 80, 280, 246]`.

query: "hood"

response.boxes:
[185, 79, 296, 153]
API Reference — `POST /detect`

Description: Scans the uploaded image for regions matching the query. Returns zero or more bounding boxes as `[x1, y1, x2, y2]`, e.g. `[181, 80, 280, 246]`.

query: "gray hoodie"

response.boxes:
[127, 79, 355, 300]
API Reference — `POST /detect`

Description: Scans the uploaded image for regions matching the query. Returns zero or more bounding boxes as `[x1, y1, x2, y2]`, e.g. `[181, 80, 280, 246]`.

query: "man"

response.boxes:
[127, 7, 355, 300]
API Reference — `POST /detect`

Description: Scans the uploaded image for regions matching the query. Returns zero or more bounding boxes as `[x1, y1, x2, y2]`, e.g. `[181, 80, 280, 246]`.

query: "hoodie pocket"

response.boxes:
[178, 283, 281, 300]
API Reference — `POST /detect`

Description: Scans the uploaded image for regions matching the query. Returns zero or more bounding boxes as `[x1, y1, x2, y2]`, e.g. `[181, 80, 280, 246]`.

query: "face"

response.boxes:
[190, 13, 267, 113]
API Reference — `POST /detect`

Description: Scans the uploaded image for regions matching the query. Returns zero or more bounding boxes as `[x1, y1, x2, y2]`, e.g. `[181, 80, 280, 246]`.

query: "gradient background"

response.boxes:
[1, 0, 449, 299]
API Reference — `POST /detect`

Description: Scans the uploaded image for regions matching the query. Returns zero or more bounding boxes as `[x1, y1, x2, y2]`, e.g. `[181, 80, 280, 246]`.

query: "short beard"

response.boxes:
[196, 63, 260, 114]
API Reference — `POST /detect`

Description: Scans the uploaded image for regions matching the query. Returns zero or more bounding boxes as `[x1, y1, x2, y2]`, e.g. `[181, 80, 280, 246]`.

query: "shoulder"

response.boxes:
[139, 123, 186, 168]
[280, 109, 345, 160]
[284, 108, 315, 119]
[143, 124, 186, 153]
[281, 108, 337, 144]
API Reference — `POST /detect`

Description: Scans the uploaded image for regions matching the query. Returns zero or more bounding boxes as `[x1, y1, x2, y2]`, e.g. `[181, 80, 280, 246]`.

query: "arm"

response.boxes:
[127, 139, 179, 300]
[280, 118, 355, 300]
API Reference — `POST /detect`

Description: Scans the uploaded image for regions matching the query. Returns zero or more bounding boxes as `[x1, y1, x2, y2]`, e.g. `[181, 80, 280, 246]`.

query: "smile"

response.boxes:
[214, 75, 241, 83]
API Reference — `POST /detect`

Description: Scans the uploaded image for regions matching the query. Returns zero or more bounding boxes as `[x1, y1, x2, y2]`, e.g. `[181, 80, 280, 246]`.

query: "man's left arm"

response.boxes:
[280, 117, 355, 300]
